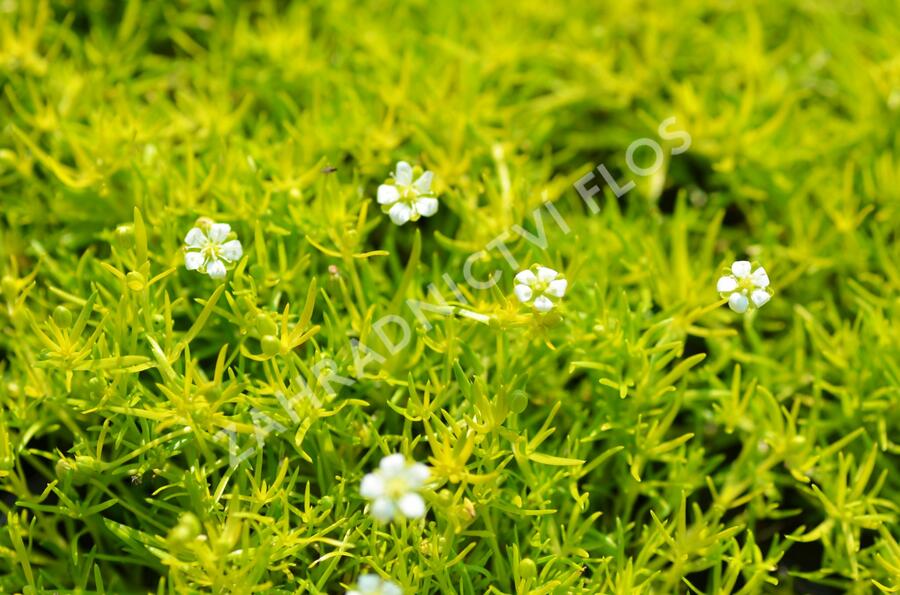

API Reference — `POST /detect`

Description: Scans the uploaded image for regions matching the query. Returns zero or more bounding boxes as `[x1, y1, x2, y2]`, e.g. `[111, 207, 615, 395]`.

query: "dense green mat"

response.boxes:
[2, 1, 900, 593]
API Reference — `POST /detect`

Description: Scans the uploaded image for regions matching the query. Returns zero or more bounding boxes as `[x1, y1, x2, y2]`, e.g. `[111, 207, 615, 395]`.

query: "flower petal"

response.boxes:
[716, 275, 738, 293]
[750, 267, 769, 288]
[533, 296, 553, 312]
[360, 472, 385, 499]
[405, 463, 430, 488]
[206, 259, 226, 279]
[413, 170, 433, 194]
[184, 227, 206, 248]
[208, 223, 231, 243]
[514, 270, 537, 286]
[751, 289, 771, 308]
[728, 292, 749, 313]
[414, 197, 438, 217]
[221, 240, 243, 262]
[381, 582, 403, 595]
[379, 453, 406, 475]
[514, 284, 533, 303]
[394, 161, 413, 186]
[185, 251, 205, 271]
[398, 492, 426, 518]
[731, 260, 751, 278]
[357, 574, 381, 592]
[371, 497, 395, 522]
[377, 184, 400, 205]
[546, 279, 567, 298]
[537, 266, 558, 283]
[388, 202, 412, 225]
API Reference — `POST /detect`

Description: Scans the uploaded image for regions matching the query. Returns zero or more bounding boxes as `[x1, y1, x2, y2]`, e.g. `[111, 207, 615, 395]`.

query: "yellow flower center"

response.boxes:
[201, 241, 222, 262]
[398, 184, 418, 202]
[385, 476, 409, 498]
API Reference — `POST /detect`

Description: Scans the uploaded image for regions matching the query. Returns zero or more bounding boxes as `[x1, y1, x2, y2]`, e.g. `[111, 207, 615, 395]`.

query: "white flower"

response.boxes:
[183, 222, 243, 280]
[377, 161, 439, 225]
[347, 574, 403, 595]
[716, 260, 772, 313]
[360, 453, 429, 522]
[514, 265, 567, 313]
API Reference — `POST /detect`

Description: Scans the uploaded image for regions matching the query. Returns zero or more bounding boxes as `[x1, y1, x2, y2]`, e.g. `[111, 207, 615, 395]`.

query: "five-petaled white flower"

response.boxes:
[360, 453, 430, 522]
[717, 260, 772, 313]
[347, 574, 402, 595]
[184, 222, 243, 279]
[514, 265, 567, 313]
[377, 161, 438, 226]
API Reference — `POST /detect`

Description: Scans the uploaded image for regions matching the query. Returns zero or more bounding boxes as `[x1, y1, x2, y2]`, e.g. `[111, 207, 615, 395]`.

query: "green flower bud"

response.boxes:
[55, 458, 74, 482]
[72, 455, 101, 486]
[53, 305, 73, 328]
[509, 390, 528, 414]
[113, 224, 134, 252]
[126, 271, 145, 291]
[256, 314, 278, 336]
[519, 558, 537, 580]
[169, 512, 201, 543]
[260, 334, 281, 356]
[437, 489, 453, 506]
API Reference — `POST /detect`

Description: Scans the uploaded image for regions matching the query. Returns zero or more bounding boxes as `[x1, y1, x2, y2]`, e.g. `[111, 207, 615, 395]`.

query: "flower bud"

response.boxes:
[255, 314, 278, 336]
[260, 335, 281, 357]
[53, 305, 72, 328]
[519, 558, 537, 580]
[509, 390, 528, 414]
[55, 458, 74, 482]
[126, 271, 145, 291]
[169, 513, 201, 543]
[113, 224, 133, 252]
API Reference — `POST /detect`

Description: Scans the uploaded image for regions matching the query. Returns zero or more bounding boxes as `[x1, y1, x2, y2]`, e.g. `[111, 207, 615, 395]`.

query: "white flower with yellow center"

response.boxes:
[360, 453, 429, 522]
[184, 222, 243, 279]
[514, 266, 567, 313]
[347, 574, 402, 595]
[717, 260, 772, 313]
[377, 161, 439, 225]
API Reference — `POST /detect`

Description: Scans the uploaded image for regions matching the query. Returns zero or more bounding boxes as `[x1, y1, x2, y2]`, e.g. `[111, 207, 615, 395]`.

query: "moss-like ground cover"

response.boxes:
[2, 0, 900, 593]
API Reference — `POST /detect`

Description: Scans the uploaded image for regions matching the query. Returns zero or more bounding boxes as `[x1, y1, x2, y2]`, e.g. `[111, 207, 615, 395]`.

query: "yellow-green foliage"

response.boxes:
[1, 0, 900, 593]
